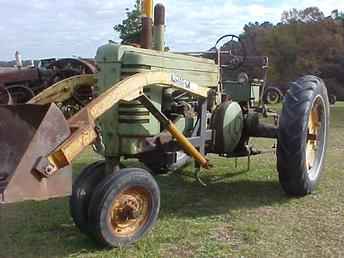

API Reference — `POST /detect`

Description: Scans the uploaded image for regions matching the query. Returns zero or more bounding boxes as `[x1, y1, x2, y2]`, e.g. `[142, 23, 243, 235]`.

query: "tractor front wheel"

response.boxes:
[70, 161, 106, 234]
[277, 76, 329, 196]
[88, 168, 160, 247]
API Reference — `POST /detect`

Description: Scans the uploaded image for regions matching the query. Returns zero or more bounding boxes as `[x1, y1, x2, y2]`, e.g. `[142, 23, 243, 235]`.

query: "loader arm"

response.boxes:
[28, 74, 97, 105]
[35, 71, 210, 177]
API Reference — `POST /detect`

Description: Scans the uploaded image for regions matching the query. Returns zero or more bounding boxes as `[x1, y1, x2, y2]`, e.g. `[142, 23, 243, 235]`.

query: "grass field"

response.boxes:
[1, 103, 343, 258]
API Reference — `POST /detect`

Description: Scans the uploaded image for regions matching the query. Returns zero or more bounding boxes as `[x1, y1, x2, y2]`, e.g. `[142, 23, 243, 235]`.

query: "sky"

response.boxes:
[0, 0, 343, 61]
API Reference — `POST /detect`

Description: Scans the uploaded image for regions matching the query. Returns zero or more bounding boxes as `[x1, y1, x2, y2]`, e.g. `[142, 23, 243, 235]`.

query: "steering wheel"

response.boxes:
[215, 34, 247, 70]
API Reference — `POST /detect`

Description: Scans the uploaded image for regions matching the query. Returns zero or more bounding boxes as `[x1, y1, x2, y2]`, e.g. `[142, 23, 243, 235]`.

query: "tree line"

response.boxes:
[240, 7, 344, 97]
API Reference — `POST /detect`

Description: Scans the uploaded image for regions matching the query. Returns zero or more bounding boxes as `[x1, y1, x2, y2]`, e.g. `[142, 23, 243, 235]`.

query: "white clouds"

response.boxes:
[293, 0, 344, 14]
[0, 0, 342, 60]
[158, 0, 283, 51]
[0, 0, 128, 60]
[247, 4, 281, 19]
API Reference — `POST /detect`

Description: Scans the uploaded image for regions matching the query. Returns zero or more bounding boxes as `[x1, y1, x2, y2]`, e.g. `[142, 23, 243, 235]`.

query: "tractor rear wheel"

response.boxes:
[0, 87, 12, 104]
[329, 94, 336, 105]
[70, 161, 106, 234]
[88, 168, 160, 247]
[6, 85, 35, 103]
[264, 87, 283, 105]
[277, 76, 329, 196]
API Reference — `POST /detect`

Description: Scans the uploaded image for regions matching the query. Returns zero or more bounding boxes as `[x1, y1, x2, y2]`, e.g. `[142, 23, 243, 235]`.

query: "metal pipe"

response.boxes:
[143, 0, 153, 18]
[15, 51, 23, 68]
[154, 3, 165, 25]
[141, 17, 153, 49]
[153, 4, 165, 51]
[167, 122, 209, 169]
[141, 0, 153, 49]
[248, 123, 278, 139]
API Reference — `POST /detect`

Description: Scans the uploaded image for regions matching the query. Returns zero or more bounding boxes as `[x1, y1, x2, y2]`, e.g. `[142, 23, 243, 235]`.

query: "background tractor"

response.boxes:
[0, 55, 96, 105]
[0, 0, 329, 248]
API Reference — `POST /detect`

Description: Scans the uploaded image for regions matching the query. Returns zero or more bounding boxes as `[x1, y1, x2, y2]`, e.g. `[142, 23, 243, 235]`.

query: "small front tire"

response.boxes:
[88, 168, 160, 247]
[70, 161, 106, 234]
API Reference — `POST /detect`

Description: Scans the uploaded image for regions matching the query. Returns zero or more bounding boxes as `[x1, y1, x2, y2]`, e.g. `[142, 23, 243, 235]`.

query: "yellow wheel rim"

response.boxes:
[108, 187, 151, 237]
[306, 97, 323, 172]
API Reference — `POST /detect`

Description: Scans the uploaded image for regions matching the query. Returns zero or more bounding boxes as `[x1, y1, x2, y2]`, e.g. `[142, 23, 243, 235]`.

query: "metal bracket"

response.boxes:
[194, 98, 209, 186]
[138, 94, 209, 169]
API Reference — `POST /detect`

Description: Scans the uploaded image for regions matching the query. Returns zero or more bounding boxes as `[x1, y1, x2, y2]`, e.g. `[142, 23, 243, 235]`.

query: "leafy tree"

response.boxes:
[332, 10, 344, 22]
[241, 21, 273, 55]
[281, 7, 325, 24]
[114, 0, 142, 44]
[239, 7, 344, 99]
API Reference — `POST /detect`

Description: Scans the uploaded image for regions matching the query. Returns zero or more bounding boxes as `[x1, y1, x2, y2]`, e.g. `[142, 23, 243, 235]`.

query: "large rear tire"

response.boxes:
[70, 161, 106, 234]
[88, 168, 160, 247]
[277, 76, 329, 196]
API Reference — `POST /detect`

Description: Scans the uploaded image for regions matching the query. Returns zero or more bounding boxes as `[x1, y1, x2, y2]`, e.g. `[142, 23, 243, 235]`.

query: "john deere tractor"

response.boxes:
[0, 0, 329, 248]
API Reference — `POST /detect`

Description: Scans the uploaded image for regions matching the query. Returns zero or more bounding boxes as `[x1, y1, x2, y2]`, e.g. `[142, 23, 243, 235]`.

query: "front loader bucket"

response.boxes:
[0, 103, 72, 203]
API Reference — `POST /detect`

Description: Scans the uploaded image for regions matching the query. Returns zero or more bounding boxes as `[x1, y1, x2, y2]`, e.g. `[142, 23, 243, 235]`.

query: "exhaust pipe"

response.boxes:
[153, 4, 165, 51]
[15, 51, 23, 68]
[141, 0, 153, 49]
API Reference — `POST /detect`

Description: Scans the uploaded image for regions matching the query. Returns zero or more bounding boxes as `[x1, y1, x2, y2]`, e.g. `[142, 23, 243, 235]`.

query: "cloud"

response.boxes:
[0, 0, 342, 60]
[158, 0, 283, 51]
[0, 0, 128, 60]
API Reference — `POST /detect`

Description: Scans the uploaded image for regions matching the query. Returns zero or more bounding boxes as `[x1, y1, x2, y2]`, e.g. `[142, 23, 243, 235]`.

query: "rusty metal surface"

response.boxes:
[0, 103, 72, 203]
[154, 4, 165, 26]
[0, 86, 12, 104]
[47, 58, 97, 74]
[0, 67, 43, 103]
[0, 67, 40, 84]
[0, 67, 18, 73]
[0, 58, 97, 104]
[141, 17, 153, 49]
[28, 74, 97, 105]
[6, 85, 35, 103]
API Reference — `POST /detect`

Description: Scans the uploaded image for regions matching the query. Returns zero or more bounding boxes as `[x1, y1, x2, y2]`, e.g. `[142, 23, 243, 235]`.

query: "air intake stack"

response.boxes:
[141, 0, 153, 49]
[141, 0, 166, 51]
[153, 4, 165, 51]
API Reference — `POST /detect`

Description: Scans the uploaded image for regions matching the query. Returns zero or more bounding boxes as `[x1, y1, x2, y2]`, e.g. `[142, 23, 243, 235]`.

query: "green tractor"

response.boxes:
[0, 0, 329, 248]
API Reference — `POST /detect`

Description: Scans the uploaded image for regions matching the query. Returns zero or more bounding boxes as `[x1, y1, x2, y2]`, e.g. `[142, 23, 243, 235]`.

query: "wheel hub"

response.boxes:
[109, 187, 150, 237]
[267, 91, 279, 104]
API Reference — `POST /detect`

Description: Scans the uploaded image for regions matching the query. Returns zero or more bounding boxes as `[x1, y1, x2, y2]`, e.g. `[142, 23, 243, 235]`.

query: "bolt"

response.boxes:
[44, 165, 55, 176]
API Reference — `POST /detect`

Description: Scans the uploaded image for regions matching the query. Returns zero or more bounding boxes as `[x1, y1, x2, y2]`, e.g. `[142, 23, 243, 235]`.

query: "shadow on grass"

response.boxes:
[0, 162, 287, 258]
[0, 198, 100, 258]
[157, 171, 287, 219]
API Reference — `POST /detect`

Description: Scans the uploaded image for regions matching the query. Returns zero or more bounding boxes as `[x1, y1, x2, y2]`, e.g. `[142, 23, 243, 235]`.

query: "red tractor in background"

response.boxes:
[0, 54, 96, 105]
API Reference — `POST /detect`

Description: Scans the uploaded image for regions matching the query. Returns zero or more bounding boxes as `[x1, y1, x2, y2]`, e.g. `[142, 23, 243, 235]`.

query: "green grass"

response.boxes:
[1, 103, 344, 258]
